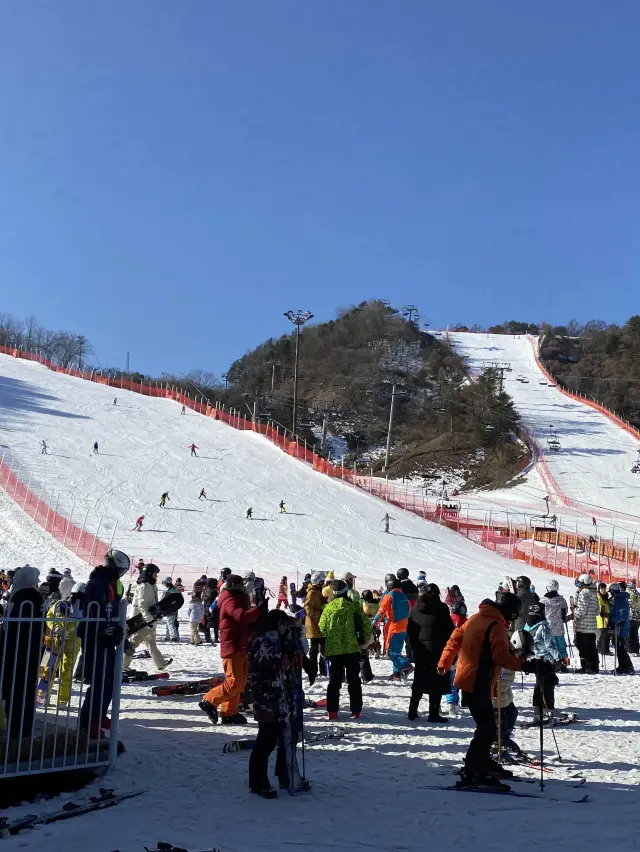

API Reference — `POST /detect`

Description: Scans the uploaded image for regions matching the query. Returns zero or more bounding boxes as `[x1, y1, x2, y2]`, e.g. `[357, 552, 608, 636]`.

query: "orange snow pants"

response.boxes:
[203, 652, 247, 718]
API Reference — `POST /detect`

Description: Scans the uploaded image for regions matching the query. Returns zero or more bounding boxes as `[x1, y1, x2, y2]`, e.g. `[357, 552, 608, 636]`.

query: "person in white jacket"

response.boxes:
[187, 593, 205, 645]
[122, 564, 172, 671]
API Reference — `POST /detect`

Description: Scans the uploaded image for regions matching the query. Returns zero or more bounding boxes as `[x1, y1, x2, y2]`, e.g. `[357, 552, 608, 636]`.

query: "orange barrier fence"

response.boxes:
[1, 343, 638, 584]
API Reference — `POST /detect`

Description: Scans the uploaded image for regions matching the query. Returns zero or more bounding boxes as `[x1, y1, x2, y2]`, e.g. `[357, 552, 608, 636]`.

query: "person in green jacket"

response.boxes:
[319, 580, 372, 720]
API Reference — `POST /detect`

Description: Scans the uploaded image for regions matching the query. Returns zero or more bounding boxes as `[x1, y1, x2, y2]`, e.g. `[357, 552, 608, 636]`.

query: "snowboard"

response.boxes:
[0, 789, 145, 837]
[289, 582, 297, 605]
[144, 845, 220, 852]
[151, 674, 225, 697]
[127, 593, 184, 636]
[122, 670, 170, 683]
[35, 646, 61, 706]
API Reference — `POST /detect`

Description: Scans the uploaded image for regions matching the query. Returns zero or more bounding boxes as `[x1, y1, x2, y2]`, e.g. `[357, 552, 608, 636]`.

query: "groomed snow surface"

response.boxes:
[2, 350, 640, 851]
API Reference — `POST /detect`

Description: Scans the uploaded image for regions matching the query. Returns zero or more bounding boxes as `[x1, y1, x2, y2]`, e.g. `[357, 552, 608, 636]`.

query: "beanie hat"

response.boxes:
[326, 571, 334, 580]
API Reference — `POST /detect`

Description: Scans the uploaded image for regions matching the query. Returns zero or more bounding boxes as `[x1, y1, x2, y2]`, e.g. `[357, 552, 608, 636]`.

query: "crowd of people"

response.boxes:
[1, 556, 638, 798]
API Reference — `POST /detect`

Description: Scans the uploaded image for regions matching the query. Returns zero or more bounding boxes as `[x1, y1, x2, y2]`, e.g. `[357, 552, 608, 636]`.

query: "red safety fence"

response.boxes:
[1, 342, 639, 584]
[0, 457, 111, 566]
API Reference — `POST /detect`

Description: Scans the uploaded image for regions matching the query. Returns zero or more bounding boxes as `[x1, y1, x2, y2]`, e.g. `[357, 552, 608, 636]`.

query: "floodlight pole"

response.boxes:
[284, 310, 313, 436]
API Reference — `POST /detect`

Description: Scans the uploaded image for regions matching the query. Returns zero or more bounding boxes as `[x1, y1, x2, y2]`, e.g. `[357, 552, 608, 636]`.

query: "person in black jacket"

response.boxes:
[397, 568, 418, 607]
[513, 575, 539, 632]
[0, 565, 43, 741]
[202, 578, 219, 644]
[407, 584, 454, 723]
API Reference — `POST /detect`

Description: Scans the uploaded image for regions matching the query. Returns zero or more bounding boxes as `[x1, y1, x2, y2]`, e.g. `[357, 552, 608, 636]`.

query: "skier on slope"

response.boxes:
[279, 500, 286, 514]
[159, 491, 170, 508]
[188, 443, 198, 457]
[93, 442, 99, 454]
[437, 591, 540, 789]
[181, 405, 186, 415]
[199, 487, 207, 500]
[382, 513, 393, 533]
[41, 440, 48, 454]
[134, 515, 145, 532]
[246, 507, 253, 520]
[113, 398, 117, 405]
[372, 575, 412, 681]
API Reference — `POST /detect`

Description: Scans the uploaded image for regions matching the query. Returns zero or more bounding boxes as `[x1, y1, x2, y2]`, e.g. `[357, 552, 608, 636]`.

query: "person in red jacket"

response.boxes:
[199, 574, 260, 725]
[133, 515, 144, 532]
[189, 443, 198, 457]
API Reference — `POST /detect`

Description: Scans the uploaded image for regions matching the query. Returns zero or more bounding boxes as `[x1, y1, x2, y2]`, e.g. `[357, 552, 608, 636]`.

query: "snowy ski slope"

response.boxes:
[444, 333, 640, 523]
[0, 350, 560, 599]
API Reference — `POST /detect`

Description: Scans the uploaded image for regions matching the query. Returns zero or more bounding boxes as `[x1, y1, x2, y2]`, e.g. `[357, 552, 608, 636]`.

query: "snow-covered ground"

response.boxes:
[3, 348, 640, 851]
[4, 637, 640, 852]
[0, 351, 567, 591]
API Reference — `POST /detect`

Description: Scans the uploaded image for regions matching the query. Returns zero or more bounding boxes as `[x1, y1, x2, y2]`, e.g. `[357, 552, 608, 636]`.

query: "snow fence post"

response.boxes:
[63, 496, 76, 547]
[109, 599, 128, 768]
[23, 472, 33, 508]
[76, 507, 91, 554]
[108, 520, 118, 551]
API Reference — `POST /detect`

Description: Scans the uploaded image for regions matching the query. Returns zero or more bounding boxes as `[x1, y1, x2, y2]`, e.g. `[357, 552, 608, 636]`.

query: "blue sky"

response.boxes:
[1, 2, 639, 376]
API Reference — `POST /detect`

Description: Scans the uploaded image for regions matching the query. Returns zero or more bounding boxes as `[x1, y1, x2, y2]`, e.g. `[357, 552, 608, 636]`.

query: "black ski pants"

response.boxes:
[248, 721, 288, 791]
[308, 638, 326, 680]
[462, 690, 496, 775]
[627, 620, 640, 655]
[360, 649, 374, 683]
[532, 671, 558, 711]
[327, 653, 362, 714]
[615, 634, 633, 672]
[575, 632, 599, 673]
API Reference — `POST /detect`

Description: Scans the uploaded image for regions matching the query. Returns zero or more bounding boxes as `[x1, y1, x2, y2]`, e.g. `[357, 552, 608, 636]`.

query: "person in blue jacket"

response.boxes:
[609, 583, 634, 674]
[524, 603, 561, 723]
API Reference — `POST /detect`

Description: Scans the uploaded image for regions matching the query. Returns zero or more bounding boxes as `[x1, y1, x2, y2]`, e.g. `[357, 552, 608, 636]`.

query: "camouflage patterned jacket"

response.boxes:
[247, 630, 292, 724]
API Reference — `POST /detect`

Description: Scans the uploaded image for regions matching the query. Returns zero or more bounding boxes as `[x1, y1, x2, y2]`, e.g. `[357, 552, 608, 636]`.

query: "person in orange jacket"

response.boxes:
[437, 591, 539, 786]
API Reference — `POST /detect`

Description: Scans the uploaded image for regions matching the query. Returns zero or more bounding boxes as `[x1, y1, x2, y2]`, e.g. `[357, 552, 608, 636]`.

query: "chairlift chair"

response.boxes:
[529, 513, 557, 534]
[435, 499, 461, 518]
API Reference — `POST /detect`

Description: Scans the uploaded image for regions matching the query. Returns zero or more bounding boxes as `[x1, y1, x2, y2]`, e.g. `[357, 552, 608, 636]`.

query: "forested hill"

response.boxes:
[539, 317, 640, 428]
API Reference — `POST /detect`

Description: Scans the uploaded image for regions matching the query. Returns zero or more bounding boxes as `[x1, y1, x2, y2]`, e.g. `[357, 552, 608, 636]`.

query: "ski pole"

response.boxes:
[537, 669, 544, 792]
[542, 693, 562, 761]
[298, 654, 306, 782]
[614, 625, 618, 675]
[497, 674, 502, 763]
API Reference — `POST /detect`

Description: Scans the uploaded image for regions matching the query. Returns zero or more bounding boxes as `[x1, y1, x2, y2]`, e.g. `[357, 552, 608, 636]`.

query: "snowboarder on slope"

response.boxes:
[41, 440, 48, 454]
[93, 441, 99, 454]
[279, 500, 286, 513]
[134, 515, 145, 532]
[159, 491, 170, 508]
[199, 487, 207, 500]
[189, 443, 198, 456]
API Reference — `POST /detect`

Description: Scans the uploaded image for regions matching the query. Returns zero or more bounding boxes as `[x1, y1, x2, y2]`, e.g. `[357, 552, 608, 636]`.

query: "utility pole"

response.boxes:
[222, 373, 229, 391]
[384, 384, 398, 471]
[320, 410, 329, 451]
[284, 310, 314, 435]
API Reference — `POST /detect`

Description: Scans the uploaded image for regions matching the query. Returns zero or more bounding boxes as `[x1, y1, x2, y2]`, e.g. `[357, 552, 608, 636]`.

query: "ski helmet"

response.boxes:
[497, 576, 513, 593]
[243, 570, 256, 581]
[546, 579, 559, 593]
[396, 568, 410, 581]
[515, 575, 531, 591]
[528, 602, 545, 618]
[104, 549, 131, 577]
[386, 574, 401, 591]
[495, 591, 523, 622]
[163, 576, 173, 586]
[450, 600, 467, 617]
[71, 581, 86, 596]
[361, 589, 374, 602]
[609, 582, 621, 593]
[384, 573, 397, 587]
[332, 579, 349, 596]
[311, 571, 325, 586]
[578, 573, 594, 586]
[510, 629, 534, 656]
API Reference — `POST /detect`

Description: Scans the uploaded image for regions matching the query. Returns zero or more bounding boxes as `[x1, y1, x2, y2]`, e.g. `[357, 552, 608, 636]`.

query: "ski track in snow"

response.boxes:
[1, 351, 640, 850]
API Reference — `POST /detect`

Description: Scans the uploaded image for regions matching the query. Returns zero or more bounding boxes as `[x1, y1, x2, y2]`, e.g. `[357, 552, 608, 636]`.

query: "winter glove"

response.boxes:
[521, 659, 541, 675]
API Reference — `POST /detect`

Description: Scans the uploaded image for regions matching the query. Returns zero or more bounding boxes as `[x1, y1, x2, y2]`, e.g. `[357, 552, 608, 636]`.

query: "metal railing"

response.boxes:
[0, 598, 125, 778]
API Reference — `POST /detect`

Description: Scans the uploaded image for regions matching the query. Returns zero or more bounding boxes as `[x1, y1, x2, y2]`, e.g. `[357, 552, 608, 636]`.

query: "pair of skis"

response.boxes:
[222, 726, 346, 754]
[122, 670, 170, 683]
[151, 675, 225, 697]
[421, 779, 588, 803]
[0, 789, 145, 837]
